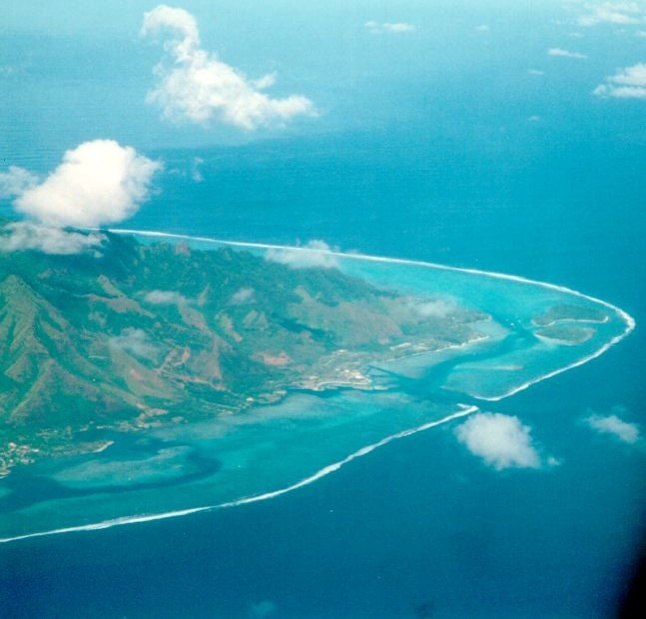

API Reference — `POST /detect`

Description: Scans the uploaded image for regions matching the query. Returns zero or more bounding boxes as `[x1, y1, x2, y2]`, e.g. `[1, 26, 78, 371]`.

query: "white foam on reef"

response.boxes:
[0, 407, 477, 544]
[219, 405, 478, 508]
[111, 228, 636, 402]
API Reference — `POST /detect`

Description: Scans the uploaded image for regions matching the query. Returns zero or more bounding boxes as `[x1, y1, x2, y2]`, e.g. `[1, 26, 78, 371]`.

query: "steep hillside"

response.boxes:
[0, 231, 485, 472]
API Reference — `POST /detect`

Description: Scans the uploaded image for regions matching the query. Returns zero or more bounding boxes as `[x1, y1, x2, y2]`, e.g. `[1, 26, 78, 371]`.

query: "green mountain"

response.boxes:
[0, 231, 485, 473]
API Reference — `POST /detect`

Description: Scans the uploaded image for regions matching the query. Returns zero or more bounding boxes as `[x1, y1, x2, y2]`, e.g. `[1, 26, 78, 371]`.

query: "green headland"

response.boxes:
[0, 231, 486, 476]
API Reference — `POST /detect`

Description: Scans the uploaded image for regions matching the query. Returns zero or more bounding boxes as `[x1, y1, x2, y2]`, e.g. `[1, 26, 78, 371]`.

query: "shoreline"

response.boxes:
[531, 316, 610, 328]
[0, 406, 477, 544]
[477, 324, 634, 402]
[109, 227, 636, 334]
[0, 231, 635, 544]
[109, 229, 636, 403]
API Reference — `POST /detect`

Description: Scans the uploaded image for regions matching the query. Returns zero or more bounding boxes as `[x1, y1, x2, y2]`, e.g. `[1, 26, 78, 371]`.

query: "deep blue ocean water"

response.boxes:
[1, 2, 646, 615]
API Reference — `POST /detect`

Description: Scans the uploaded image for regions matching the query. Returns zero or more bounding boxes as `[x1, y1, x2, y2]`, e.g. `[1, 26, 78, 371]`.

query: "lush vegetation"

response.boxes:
[0, 231, 485, 473]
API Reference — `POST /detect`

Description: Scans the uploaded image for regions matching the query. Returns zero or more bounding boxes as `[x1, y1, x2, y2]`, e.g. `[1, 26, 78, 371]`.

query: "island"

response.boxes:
[0, 231, 487, 476]
[0, 227, 633, 542]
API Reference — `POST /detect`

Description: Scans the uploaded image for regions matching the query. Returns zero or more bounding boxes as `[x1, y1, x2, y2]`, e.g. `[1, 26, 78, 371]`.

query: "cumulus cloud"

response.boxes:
[14, 139, 160, 228]
[143, 290, 189, 305]
[593, 62, 646, 98]
[0, 139, 160, 255]
[455, 412, 544, 470]
[584, 411, 640, 443]
[547, 47, 588, 59]
[109, 328, 160, 358]
[191, 156, 204, 183]
[0, 221, 104, 255]
[230, 287, 255, 304]
[265, 240, 339, 269]
[528, 69, 545, 75]
[410, 298, 456, 319]
[365, 20, 416, 34]
[142, 4, 200, 57]
[577, 2, 644, 26]
[141, 4, 316, 130]
[0, 166, 37, 198]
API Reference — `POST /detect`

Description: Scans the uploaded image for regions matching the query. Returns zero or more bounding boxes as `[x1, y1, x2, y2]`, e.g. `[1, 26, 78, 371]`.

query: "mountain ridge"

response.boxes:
[0, 230, 485, 474]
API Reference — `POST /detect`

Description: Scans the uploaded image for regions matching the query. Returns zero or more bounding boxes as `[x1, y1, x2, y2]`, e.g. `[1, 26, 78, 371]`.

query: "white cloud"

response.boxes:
[265, 240, 339, 269]
[528, 69, 545, 75]
[141, 5, 316, 130]
[593, 62, 646, 98]
[230, 287, 255, 304]
[365, 20, 417, 34]
[475, 24, 490, 32]
[455, 412, 543, 470]
[141, 4, 200, 58]
[191, 156, 204, 183]
[410, 298, 456, 319]
[594, 84, 646, 98]
[528, 115, 542, 122]
[584, 412, 640, 444]
[577, 2, 644, 26]
[547, 47, 588, 59]
[14, 139, 160, 227]
[0, 139, 159, 255]
[0, 166, 37, 198]
[0, 221, 104, 255]
[143, 290, 188, 305]
[109, 328, 160, 358]
[636, 29, 646, 36]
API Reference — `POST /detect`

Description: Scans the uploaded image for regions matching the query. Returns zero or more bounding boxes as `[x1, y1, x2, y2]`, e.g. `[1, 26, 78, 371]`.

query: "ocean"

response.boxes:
[1, 2, 646, 616]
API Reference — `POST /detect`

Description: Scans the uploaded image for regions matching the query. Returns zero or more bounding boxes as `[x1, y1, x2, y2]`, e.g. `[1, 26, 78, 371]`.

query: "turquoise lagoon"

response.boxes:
[0, 233, 633, 543]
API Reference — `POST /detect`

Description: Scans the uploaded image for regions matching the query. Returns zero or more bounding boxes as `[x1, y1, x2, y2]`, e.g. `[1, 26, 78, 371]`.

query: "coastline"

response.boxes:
[0, 406, 478, 544]
[109, 228, 636, 334]
[109, 229, 636, 403]
[0, 232, 635, 544]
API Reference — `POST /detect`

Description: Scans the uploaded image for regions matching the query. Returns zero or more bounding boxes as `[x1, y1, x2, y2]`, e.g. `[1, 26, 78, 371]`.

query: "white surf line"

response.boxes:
[109, 227, 635, 333]
[218, 405, 478, 508]
[0, 407, 477, 545]
[110, 228, 636, 401]
[470, 321, 634, 402]
[0, 506, 210, 545]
